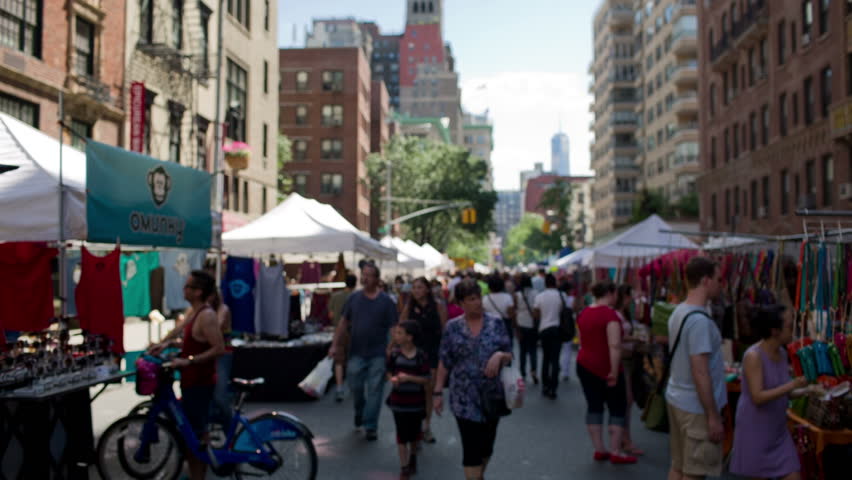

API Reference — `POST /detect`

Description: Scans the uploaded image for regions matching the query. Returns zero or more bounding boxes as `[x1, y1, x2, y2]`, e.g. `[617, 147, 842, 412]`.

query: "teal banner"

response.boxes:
[86, 141, 212, 248]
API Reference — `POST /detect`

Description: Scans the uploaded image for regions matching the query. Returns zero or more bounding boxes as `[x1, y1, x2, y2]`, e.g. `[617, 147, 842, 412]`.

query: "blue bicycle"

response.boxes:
[96, 356, 317, 479]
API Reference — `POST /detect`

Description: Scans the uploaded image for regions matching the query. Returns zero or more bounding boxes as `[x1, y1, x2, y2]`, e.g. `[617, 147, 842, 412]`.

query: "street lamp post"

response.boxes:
[212, 0, 225, 286]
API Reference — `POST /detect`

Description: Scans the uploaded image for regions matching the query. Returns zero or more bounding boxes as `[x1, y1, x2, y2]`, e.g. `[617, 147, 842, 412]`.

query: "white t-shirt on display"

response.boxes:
[483, 292, 514, 319]
[533, 289, 573, 332]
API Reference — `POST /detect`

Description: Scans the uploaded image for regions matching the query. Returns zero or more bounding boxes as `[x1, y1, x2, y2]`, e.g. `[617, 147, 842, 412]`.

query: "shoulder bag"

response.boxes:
[558, 292, 576, 341]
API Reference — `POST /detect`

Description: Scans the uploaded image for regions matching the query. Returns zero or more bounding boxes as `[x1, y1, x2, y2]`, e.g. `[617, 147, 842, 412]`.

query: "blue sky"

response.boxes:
[280, 0, 598, 190]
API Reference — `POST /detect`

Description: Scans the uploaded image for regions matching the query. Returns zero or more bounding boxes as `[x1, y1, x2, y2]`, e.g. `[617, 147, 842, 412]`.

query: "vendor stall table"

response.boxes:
[0, 371, 131, 479]
[232, 338, 332, 402]
[787, 410, 852, 478]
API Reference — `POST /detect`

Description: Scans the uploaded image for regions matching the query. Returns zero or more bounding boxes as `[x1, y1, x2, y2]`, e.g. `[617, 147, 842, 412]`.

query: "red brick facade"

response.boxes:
[0, 0, 125, 143]
[525, 176, 592, 216]
[279, 48, 377, 232]
[698, 0, 851, 235]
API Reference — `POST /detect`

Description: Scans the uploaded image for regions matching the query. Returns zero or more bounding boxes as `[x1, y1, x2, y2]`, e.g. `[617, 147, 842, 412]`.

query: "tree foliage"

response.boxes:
[366, 136, 497, 250]
[276, 134, 293, 202]
[445, 230, 491, 265]
[537, 178, 573, 251]
[631, 189, 699, 223]
[501, 213, 559, 265]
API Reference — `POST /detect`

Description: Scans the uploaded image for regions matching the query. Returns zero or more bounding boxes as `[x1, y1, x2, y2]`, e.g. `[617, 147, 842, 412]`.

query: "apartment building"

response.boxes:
[306, 18, 373, 58]
[125, 0, 279, 223]
[698, 0, 852, 235]
[589, 0, 640, 237]
[279, 48, 376, 231]
[0, 0, 125, 146]
[570, 178, 596, 248]
[634, 0, 700, 202]
[463, 111, 494, 186]
[494, 191, 522, 242]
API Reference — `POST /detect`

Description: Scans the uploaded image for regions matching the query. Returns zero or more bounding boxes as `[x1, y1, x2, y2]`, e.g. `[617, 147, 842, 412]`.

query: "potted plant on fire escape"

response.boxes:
[223, 141, 251, 171]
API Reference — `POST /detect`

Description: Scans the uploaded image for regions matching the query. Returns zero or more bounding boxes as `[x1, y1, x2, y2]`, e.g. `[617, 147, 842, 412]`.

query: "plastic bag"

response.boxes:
[500, 366, 525, 409]
[298, 357, 334, 398]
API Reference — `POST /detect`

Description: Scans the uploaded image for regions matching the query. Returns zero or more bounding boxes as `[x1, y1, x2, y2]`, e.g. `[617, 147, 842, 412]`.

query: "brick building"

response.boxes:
[698, 0, 852, 235]
[0, 0, 126, 146]
[279, 47, 377, 231]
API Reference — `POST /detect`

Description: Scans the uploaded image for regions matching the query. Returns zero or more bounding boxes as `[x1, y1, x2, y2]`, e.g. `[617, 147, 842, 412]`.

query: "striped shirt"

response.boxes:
[385, 348, 431, 412]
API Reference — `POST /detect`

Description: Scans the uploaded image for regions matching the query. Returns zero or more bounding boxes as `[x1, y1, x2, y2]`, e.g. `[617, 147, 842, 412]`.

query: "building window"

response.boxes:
[762, 176, 770, 217]
[69, 119, 91, 151]
[762, 104, 770, 145]
[295, 105, 307, 125]
[296, 71, 309, 91]
[262, 123, 268, 158]
[263, 60, 268, 94]
[791, 21, 798, 52]
[821, 66, 832, 118]
[322, 71, 344, 92]
[143, 89, 155, 154]
[806, 159, 817, 199]
[261, 187, 267, 213]
[819, 0, 830, 35]
[778, 20, 786, 65]
[320, 173, 343, 195]
[168, 102, 184, 164]
[734, 186, 741, 217]
[751, 180, 758, 220]
[227, 0, 250, 29]
[823, 154, 834, 206]
[226, 58, 247, 141]
[293, 140, 307, 161]
[848, 54, 852, 96]
[749, 112, 757, 150]
[242, 180, 248, 213]
[748, 48, 756, 86]
[199, 3, 211, 70]
[792, 92, 799, 125]
[781, 169, 790, 215]
[710, 136, 717, 168]
[733, 123, 739, 158]
[264, 0, 270, 31]
[725, 189, 731, 225]
[232, 175, 240, 211]
[140, 0, 153, 44]
[321, 138, 343, 159]
[172, 0, 183, 50]
[724, 128, 730, 162]
[803, 0, 813, 44]
[293, 174, 308, 195]
[709, 84, 716, 117]
[196, 115, 209, 170]
[321, 105, 343, 126]
[223, 174, 230, 209]
[711, 193, 718, 229]
[804, 76, 815, 125]
[779, 93, 788, 137]
[74, 17, 95, 76]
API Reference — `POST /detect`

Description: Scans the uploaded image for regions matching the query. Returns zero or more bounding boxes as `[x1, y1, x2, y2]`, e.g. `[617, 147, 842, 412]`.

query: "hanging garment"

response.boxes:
[300, 261, 322, 284]
[65, 250, 82, 317]
[253, 263, 290, 337]
[76, 247, 125, 353]
[0, 242, 58, 332]
[309, 292, 330, 324]
[224, 256, 256, 333]
[149, 266, 164, 312]
[160, 250, 205, 312]
[120, 252, 160, 317]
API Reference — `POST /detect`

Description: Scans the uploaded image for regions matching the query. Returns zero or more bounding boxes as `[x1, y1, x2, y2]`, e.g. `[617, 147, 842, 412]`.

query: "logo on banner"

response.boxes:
[146, 165, 172, 207]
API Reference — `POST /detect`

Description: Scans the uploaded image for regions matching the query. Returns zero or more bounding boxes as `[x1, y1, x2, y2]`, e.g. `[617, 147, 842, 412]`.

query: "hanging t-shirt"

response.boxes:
[160, 249, 205, 312]
[254, 263, 290, 337]
[149, 266, 164, 312]
[224, 256, 256, 333]
[0, 242, 58, 332]
[76, 247, 125, 354]
[65, 250, 82, 317]
[300, 261, 322, 284]
[120, 252, 160, 317]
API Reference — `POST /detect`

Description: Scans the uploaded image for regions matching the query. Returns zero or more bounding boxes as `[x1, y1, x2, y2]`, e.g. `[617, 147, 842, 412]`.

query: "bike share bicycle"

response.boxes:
[96, 354, 317, 479]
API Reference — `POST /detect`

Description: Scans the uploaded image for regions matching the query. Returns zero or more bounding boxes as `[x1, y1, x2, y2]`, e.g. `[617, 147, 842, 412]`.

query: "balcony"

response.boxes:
[672, 29, 698, 56]
[732, 0, 769, 50]
[673, 92, 698, 115]
[67, 74, 114, 105]
[671, 0, 697, 23]
[609, 8, 633, 28]
[672, 122, 699, 142]
[671, 60, 698, 86]
[711, 33, 738, 71]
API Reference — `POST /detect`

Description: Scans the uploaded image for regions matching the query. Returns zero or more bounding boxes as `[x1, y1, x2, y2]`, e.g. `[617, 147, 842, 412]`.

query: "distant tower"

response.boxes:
[551, 132, 571, 176]
[406, 0, 443, 26]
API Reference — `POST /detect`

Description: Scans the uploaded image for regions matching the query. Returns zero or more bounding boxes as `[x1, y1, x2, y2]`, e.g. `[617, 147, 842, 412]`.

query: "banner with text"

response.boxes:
[130, 81, 145, 152]
[86, 140, 212, 248]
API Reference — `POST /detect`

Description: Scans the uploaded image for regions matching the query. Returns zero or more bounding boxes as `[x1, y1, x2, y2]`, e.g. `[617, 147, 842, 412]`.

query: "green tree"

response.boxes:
[501, 213, 558, 265]
[674, 192, 699, 218]
[276, 134, 293, 202]
[445, 230, 491, 265]
[537, 178, 573, 251]
[631, 188, 671, 223]
[366, 136, 497, 250]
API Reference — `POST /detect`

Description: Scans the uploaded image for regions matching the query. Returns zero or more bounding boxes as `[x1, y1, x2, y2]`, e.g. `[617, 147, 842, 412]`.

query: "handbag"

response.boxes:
[476, 318, 511, 421]
[558, 292, 576, 342]
[641, 310, 707, 432]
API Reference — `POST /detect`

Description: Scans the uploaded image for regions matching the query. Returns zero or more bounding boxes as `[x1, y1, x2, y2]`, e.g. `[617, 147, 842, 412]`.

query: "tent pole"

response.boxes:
[57, 91, 67, 319]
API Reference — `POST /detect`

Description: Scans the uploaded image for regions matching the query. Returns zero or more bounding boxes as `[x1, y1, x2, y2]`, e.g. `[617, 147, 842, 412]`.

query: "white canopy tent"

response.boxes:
[380, 237, 426, 273]
[420, 242, 454, 271]
[223, 194, 396, 261]
[0, 113, 86, 242]
[557, 215, 698, 269]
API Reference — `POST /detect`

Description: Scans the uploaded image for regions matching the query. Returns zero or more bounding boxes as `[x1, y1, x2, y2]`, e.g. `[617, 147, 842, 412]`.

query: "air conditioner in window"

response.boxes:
[839, 183, 852, 201]
[758, 206, 767, 219]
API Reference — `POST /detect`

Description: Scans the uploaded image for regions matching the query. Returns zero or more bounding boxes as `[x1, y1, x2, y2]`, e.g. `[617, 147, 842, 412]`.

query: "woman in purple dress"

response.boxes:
[730, 305, 807, 479]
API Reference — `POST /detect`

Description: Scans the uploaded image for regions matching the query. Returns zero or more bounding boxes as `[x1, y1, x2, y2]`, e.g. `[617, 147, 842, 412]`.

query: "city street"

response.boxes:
[90, 368, 734, 479]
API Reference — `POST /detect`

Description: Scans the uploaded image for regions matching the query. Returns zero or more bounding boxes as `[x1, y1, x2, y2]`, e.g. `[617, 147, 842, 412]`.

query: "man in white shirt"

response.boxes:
[533, 274, 572, 399]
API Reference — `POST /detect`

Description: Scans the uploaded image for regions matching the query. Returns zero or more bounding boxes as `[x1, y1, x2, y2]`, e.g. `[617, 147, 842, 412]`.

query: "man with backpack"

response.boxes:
[533, 274, 573, 399]
[666, 257, 726, 480]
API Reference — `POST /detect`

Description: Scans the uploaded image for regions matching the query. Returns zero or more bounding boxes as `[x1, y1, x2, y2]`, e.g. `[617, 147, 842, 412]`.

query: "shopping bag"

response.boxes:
[641, 389, 669, 433]
[500, 366, 525, 409]
[298, 357, 334, 398]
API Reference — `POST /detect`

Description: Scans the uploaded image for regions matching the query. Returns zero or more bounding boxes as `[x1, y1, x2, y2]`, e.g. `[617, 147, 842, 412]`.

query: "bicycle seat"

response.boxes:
[232, 377, 265, 390]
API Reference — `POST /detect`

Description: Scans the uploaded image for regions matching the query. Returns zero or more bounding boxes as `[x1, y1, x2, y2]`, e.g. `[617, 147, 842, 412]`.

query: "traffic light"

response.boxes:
[542, 220, 551, 234]
[461, 208, 477, 224]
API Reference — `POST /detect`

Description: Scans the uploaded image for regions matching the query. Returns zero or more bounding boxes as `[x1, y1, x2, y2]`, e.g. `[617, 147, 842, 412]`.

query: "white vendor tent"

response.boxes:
[420, 242, 454, 271]
[555, 247, 593, 269]
[562, 215, 699, 269]
[0, 113, 86, 242]
[223, 194, 396, 261]
[381, 237, 426, 270]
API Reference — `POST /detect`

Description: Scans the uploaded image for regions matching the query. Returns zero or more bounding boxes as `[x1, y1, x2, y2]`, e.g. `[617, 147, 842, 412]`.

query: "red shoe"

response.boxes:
[610, 453, 638, 465]
[593, 451, 611, 461]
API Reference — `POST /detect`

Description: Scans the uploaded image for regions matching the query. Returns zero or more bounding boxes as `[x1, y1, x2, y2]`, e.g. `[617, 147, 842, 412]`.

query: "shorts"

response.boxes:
[181, 384, 215, 437]
[455, 417, 499, 467]
[668, 404, 723, 478]
[392, 410, 425, 444]
[576, 363, 627, 426]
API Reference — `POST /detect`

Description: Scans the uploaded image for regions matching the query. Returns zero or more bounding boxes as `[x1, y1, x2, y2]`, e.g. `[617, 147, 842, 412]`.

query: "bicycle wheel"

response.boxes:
[96, 414, 184, 480]
[231, 413, 318, 480]
[128, 400, 153, 417]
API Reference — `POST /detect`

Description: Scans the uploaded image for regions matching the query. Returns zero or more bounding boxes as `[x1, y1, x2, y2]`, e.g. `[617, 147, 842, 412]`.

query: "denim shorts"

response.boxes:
[181, 385, 215, 437]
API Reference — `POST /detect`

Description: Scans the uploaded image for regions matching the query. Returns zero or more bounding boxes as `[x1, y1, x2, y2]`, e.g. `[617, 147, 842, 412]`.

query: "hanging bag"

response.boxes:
[558, 291, 576, 342]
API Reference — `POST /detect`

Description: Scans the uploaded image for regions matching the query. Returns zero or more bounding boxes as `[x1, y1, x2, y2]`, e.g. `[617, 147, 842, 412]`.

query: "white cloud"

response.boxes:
[461, 72, 593, 191]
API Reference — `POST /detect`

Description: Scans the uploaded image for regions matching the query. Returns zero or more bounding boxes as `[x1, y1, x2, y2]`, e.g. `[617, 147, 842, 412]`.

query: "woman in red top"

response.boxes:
[576, 281, 636, 465]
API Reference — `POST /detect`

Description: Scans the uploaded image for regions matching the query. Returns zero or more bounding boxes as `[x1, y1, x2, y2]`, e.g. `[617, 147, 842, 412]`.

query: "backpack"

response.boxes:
[558, 293, 576, 342]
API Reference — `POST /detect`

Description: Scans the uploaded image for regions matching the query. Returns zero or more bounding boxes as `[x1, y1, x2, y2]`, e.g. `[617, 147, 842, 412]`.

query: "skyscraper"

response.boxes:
[551, 132, 571, 176]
